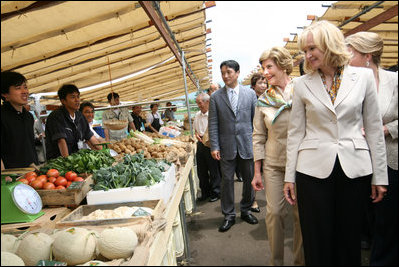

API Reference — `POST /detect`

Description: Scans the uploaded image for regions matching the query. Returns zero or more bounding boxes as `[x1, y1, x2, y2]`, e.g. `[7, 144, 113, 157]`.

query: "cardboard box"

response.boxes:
[86, 164, 175, 205]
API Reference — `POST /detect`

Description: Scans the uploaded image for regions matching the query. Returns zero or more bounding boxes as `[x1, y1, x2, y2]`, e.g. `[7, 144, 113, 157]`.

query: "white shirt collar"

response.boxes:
[227, 84, 240, 95]
[69, 113, 75, 122]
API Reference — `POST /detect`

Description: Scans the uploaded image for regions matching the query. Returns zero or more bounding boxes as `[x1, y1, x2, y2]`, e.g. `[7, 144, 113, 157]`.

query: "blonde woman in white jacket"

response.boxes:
[346, 31, 398, 266]
[283, 21, 388, 266]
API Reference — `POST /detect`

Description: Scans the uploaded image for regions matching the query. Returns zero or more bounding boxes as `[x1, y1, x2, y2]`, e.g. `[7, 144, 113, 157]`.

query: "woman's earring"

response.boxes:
[366, 61, 370, 67]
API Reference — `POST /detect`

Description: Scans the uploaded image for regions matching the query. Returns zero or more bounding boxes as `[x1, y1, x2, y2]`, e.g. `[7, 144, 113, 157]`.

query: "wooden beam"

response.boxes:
[344, 4, 398, 36]
[1, 1, 65, 21]
[139, 1, 198, 88]
[294, 5, 398, 68]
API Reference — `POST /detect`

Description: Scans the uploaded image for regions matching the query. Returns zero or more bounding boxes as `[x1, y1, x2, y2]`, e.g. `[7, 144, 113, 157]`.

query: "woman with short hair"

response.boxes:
[252, 46, 304, 266]
[346, 31, 398, 266]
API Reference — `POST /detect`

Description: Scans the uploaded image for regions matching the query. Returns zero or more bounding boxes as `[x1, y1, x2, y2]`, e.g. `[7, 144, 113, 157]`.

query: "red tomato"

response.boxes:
[43, 182, 56, 190]
[30, 180, 44, 190]
[36, 175, 48, 184]
[55, 177, 67, 187]
[24, 171, 37, 180]
[55, 185, 66, 190]
[18, 178, 29, 185]
[46, 169, 60, 178]
[26, 175, 36, 184]
[73, 177, 84, 182]
[66, 181, 72, 188]
[48, 177, 57, 183]
[65, 171, 78, 181]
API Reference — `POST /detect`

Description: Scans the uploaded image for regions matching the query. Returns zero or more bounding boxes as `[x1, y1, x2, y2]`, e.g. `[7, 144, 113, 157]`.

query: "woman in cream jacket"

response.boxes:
[346, 31, 398, 266]
[283, 21, 388, 266]
[252, 47, 304, 266]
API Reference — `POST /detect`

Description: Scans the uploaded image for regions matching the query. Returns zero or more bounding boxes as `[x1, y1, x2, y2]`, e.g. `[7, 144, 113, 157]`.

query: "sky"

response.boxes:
[205, 1, 336, 87]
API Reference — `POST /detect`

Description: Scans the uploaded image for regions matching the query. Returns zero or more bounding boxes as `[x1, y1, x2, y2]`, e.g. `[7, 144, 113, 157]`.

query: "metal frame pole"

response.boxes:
[179, 197, 191, 261]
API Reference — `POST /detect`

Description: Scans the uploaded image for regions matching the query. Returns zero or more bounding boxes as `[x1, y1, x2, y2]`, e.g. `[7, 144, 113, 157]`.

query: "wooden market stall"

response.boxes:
[1, 1, 213, 265]
[1, 143, 198, 266]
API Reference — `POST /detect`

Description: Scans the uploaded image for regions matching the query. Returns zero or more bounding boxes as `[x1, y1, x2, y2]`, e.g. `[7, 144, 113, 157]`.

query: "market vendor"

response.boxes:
[1, 71, 39, 169]
[45, 84, 100, 160]
[163, 101, 176, 121]
[80, 101, 105, 149]
[145, 102, 164, 133]
[102, 92, 135, 141]
[131, 104, 146, 132]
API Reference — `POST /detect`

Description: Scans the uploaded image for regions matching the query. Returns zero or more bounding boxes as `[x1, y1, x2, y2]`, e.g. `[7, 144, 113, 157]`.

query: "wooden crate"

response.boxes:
[1, 207, 71, 235]
[37, 175, 93, 206]
[55, 199, 163, 228]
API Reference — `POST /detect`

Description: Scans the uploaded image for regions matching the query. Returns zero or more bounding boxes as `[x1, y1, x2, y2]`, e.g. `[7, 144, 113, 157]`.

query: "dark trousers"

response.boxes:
[196, 142, 221, 198]
[370, 166, 398, 266]
[220, 155, 254, 220]
[296, 158, 371, 266]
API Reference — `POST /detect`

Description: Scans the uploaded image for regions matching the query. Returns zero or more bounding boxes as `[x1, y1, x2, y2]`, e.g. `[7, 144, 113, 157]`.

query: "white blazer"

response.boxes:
[378, 68, 398, 170]
[285, 65, 388, 185]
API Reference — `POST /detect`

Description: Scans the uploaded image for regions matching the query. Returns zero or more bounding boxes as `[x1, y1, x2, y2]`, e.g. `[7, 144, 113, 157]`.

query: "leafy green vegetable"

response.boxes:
[40, 149, 115, 175]
[91, 152, 171, 191]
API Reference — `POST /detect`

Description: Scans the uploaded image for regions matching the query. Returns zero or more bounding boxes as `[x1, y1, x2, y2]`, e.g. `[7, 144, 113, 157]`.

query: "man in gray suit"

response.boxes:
[208, 60, 258, 232]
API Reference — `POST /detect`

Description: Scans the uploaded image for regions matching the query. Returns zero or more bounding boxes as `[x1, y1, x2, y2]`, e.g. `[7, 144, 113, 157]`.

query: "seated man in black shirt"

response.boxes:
[1, 71, 39, 169]
[45, 84, 100, 160]
[131, 105, 146, 132]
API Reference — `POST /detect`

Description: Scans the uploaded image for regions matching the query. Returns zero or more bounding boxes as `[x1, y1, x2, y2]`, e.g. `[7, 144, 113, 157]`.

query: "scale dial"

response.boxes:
[11, 184, 43, 215]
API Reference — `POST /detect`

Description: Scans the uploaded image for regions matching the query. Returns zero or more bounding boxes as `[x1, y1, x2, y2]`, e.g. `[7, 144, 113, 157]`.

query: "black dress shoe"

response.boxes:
[241, 213, 258, 224]
[250, 207, 260, 213]
[218, 219, 235, 232]
[236, 176, 243, 182]
[209, 194, 220, 202]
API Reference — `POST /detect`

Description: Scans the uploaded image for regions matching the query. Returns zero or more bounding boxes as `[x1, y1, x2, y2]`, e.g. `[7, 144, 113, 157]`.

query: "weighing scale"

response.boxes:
[1, 171, 45, 224]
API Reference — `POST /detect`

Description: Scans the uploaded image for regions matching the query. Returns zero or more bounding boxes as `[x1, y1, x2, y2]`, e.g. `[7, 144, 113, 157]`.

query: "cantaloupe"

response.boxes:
[52, 227, 98, 266]
[1, 233, 20, 253]
[16, 232, 53, 266]
[1, 251, 25, 266]
[98, 227, 138, 260]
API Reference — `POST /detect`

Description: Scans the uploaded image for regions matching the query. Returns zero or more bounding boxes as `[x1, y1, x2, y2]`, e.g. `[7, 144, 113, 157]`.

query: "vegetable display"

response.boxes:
[40, 149, 115, 176]
[91, 153, 170, 191]
[17, 169, 83, 191]
[3, 226, 141, 264]
[109, 133, 192, 163]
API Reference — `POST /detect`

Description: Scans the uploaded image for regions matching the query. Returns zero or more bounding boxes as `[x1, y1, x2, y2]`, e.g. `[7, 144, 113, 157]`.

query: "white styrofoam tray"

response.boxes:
[86, 164, 176, 205]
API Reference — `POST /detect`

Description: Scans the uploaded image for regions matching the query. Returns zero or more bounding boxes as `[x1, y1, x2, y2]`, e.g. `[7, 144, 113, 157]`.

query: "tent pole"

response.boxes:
[181, 50, 193, 137]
